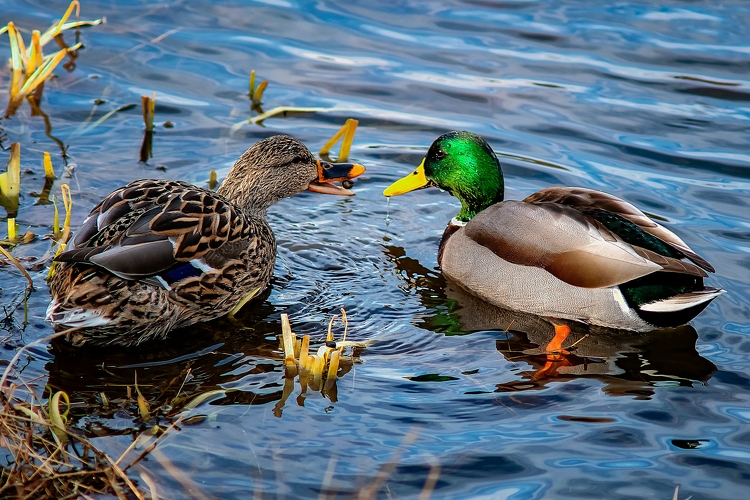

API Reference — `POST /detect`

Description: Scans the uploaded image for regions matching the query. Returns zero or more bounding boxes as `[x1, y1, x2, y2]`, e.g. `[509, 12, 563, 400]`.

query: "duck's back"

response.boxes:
[47, 179, 275, 346]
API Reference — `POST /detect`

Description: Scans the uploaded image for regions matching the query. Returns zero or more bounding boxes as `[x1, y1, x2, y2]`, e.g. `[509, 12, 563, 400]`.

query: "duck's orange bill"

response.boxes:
[308, 160, 366, 196]
[383, 159, 429, 197]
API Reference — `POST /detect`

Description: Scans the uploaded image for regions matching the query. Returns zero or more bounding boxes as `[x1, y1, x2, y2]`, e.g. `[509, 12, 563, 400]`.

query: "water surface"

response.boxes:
[1, 0, 750, 498]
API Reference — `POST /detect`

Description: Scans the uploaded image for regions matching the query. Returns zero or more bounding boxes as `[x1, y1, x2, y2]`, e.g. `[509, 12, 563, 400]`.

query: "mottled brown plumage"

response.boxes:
[47, 136, 364, 346]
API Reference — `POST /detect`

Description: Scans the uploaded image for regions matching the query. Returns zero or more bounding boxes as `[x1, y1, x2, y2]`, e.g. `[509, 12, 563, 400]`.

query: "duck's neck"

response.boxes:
[454, 179, 504, 222]
[217, 169, 275, 217]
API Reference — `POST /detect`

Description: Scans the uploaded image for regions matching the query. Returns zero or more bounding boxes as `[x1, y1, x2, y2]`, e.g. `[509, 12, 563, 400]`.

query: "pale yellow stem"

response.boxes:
[7, 218, 17, 240]
[61, 184, 72, 231]
[43, 152, 55, 179]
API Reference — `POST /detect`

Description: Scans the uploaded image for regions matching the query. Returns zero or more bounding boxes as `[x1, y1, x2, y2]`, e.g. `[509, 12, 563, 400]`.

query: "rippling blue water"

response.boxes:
[1, 0, 750, 498]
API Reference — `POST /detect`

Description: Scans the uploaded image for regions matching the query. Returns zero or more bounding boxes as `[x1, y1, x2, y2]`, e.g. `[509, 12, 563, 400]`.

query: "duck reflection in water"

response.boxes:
[383, 244, 716, 399]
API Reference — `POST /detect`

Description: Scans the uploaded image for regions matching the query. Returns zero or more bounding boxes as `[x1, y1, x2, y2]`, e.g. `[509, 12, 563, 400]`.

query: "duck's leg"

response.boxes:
[533, 324, 572, 379]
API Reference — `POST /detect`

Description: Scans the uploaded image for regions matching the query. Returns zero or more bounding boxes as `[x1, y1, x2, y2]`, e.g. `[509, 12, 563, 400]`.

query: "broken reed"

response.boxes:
[1, 1, 103, 117]
[140, 93, 156, 161]
[141, 93, 156, 132]
[319, 118, 359, 162]
[249, 70, 268, 112]
[0, 143, 21, 221]
[279, 310, 369, 391]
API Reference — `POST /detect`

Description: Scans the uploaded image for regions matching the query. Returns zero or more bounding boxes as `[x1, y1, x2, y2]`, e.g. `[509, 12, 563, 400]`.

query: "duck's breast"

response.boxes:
[441, 225, 654, 331]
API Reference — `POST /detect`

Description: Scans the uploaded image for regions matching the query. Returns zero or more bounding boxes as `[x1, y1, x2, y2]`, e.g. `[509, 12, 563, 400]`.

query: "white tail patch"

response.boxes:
[46, 298, 111, 328]
[639, 289, 725, 313]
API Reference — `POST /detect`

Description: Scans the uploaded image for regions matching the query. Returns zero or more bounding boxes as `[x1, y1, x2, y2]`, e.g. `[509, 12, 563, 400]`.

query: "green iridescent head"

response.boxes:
[384, 131, 505, 222]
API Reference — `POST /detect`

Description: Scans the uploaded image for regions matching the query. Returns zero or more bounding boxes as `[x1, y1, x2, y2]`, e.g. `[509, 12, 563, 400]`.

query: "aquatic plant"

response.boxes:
[141, 93, 156, 132]
[46, 184, 72, 280]
[0, 1, 103, 118]
[320, 118, 359, 163]
[139, 93, 156, 161]
[275, 310, 372, 416]
[0, 143, 21, 225]
[249, 69, 268, 113]
[232, 70, 345, 127]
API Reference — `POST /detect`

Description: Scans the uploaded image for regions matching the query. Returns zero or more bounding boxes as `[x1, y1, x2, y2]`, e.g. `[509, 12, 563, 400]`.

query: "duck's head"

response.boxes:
[219, 135, 365, 213]
[383, 131, 504, 222]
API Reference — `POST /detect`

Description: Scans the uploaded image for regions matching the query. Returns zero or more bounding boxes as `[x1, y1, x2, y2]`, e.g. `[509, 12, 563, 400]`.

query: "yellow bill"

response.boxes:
[383, 159, 430, 196]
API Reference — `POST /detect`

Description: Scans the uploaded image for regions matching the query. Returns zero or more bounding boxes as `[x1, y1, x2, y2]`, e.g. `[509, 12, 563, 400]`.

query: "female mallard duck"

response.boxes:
[384, 131, 723, 332]
[47, 135, 365, 346]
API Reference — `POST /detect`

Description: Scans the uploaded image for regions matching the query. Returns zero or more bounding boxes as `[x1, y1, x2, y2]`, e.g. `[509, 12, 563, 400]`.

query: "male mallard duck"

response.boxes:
[384, 131, 723, 331]
[47, 135, 365, 346]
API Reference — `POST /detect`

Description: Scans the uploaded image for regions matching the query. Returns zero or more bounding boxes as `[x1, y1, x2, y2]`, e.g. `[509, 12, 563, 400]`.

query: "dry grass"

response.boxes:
[0, 332, 138, 498]
[0, 375, 148, 499]
[0, 332, 225, 499]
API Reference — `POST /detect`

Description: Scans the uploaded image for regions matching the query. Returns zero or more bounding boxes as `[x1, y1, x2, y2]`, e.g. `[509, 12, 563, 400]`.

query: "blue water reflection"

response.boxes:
[1, 0, 749, 498]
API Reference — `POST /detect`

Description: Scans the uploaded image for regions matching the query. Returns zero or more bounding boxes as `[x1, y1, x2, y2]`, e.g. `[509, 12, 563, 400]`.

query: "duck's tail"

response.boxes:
[639, 288, 725, 313]
[636, 287, 725, 329]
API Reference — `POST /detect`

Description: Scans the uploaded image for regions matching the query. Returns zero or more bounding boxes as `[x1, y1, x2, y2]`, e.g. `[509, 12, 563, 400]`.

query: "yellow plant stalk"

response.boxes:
[20, 43, 82, 97]
[249, 70, 268, 107]
[61, 183, 72, 231]
[7, 23, 30, 72]
[29, 30, 43, 73]
[0, 143, 21, 216]
[45, 0, 80, 42]
[280, 313, 298, 377]
[43, 151, 55, 178]
[46, 242, 66, 281]
[319, 118, 359, 161]
[7, 218, 17, 240]
[326, 350, 340, 389]
[52, 195, 60, 236]
[299, 335, 310, 372]
[48, 390, 70, 445]
[2, 1, 102, 116]
[253, 80, 268, 103]
[142, 93, 156, 131]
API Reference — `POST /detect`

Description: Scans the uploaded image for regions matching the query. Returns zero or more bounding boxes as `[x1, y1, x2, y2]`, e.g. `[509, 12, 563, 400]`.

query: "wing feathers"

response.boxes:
[464, 199, 710, 289]
[524, 187, 714, 273]
[56, 179, 250, 284]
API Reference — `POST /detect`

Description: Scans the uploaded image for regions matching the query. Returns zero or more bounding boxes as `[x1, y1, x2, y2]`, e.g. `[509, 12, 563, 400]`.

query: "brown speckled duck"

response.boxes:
[47, 135, 365, 346]
[384, 131, 723, 332]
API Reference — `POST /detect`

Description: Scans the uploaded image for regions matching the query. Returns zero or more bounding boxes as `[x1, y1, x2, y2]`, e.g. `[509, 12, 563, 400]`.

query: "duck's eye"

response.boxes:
[434, 148, 447, 160]
[324, 164, 332, 170]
